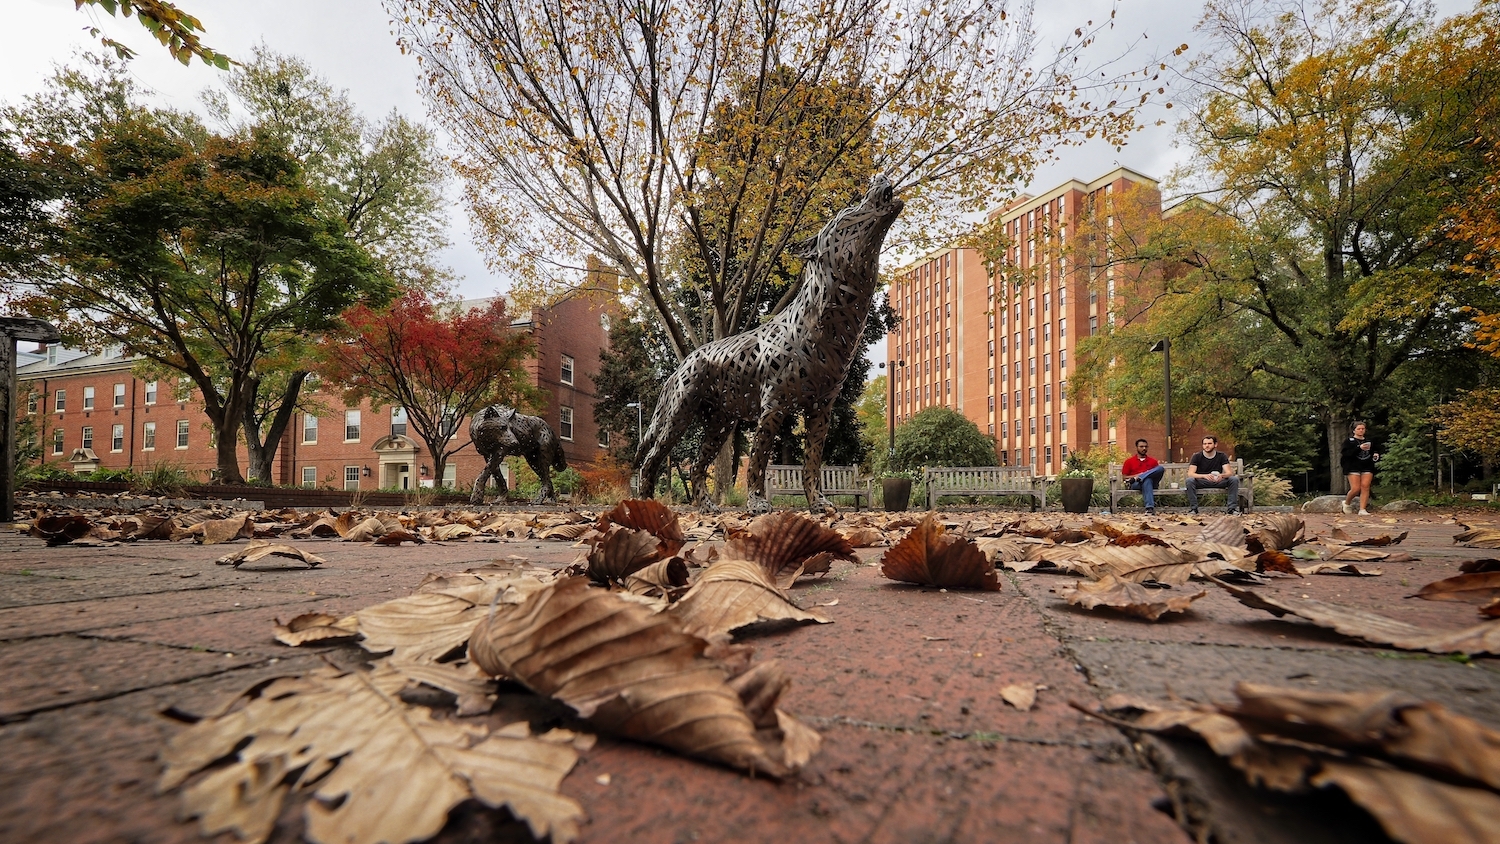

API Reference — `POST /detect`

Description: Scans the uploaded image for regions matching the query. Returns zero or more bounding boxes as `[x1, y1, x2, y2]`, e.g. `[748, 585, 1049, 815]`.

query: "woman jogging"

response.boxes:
[1341, 421, 1380, 515]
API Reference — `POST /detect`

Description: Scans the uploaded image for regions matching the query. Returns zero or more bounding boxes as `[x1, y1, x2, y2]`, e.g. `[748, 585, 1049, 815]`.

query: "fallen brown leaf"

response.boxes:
[838, 526, 887, 547]
[198, 514, 255, 546]
[216, 541, 325, 569]
[1198, 515, 1247, 548]
[724, 512, 856, 588]
[1216, 580, 1500, 655]
[1077, 544, 1196, 585]
[1000, 684, 1038, 711]
[879, 515, 1000, 591]
[1411, 572, 1500, 604]
[1297, 562, 1383, 576]
[1254, 549, 1305, 576]
[27, 513, 94, 546]
[976, 537, 1030, 565]
[598, 499, 685, 557]
[373, 529, 424, 546]
[540, 523, 592, 541]
[585, 526, 661, 585]
[1460, 559, 1500, 573]
[1455, 528, 1500, 549]
[1247, 514, 1305, 552]
[1056, 576, 1207, 620]
[623, 558, 690, 598]
[272, 613, 358, 646]
[668, 558, 832, 639]
[159, 664, 584, 844]
[468, 576, 818, 777]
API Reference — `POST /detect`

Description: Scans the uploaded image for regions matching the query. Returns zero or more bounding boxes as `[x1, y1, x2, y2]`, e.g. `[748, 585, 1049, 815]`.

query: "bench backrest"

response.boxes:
[924, 465, 1038, 492]
[1108, 459, 1245, 485]
[765, 464, 865, 492]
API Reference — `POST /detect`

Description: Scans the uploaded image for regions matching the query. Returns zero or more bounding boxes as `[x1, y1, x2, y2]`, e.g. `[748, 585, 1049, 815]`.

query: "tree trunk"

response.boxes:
[713, 435, 735, 505]
[1326, 414, 1350, 494]
[212, 417, 244, 484]
[242, 372, 309, 485]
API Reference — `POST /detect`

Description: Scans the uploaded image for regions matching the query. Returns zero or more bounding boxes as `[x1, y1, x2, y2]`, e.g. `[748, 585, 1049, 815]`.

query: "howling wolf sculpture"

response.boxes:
[635, 176, 903, 512]
[469, 405, 567, 504]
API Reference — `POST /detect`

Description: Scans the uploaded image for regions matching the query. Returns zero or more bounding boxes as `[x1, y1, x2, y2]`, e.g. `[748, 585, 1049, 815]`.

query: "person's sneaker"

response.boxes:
[1188, 507, 1199, 515]
[1358, 509, 1370, 516]
[1145, 507, 1156, 516]
[1227, 506, 1241, 516]
[1341, 501, 1353, 515]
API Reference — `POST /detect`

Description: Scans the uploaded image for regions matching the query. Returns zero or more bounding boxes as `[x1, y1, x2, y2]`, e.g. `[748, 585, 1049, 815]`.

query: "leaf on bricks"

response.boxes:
[723, 512, 856, 588]
[1246, 514, 1305, 552]
[355, 573, 548, 664]
[468, 576, 819, 777]
[1296, 562, 1383, 576]
[1056, 575, 1207, 620]
[597, 499, 685, 557]
[159, 664, 585, 844]
[1411, 572, 1500, 604]
[28, 513, 94, 546]
[1254, 549, 1305, 576]
[197, 513, 255, 545]
[879, 515, 1000, 591]
[1455, 528, 1500, 549]
[216, 540, 326, 569]
[1077, 544, 1197, 585]
[273, 613, 358, 646]
[1000, 683, 1039, 711]
[838, 526, 888, 547]
[624, 557, 691, 599]
[585, 526, 662, 585]
[1198, 515, 1248, 548]
[1460, 559, 1500, 573]
[540, 523, 592, 540]
[667, 558, 832, 639]
[374, 528, 424, 546]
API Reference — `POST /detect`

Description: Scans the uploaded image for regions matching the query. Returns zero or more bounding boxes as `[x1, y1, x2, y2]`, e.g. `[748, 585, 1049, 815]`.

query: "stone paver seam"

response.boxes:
[0, 594, 330, 644]
[803, 714, 1111, 750]
[0, 581, 253, 612]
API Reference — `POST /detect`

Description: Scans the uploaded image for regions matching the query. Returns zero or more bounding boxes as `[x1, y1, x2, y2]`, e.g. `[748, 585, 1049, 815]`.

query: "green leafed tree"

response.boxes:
[74, 0, 235, 68]
[891, 407, 998, 472]
[1067, 0, 1500, 490]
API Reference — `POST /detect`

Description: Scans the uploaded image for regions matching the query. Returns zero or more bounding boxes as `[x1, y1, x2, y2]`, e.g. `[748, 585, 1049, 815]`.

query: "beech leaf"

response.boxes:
[159, 664, 584, 844]
[273, 613, 358, 646]
[1077, 544, 1196, 585]
[216, 540, 325, 569]
[1056, 575, 1207, 620]
[1411, 572, 1500, 604]
[199, 514, 255, 545]
[624, 557, 690, 598]
[667, 558, 832, 639]
[1459, 559, 1500, 573]
[1000, 683, 1038, 711]
[1455, 528, 1500, 549]
[585, 526, 661, 584]
[598, 499, 685, 556]
[468, 576, 819, 777]
[723, 511, 856, 588]
[879, 515, 1000, 590]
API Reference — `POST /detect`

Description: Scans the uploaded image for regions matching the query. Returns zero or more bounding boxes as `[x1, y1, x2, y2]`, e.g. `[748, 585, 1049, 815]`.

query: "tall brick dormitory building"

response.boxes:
[16, 295, 613, 491]
[887, 168, 1202, 476]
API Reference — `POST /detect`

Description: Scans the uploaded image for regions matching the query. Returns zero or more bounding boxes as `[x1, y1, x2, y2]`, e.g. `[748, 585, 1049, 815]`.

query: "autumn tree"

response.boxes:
[891, 407, 998, 472]
[317, 291, 541, 486]
[389, 0, 1160, 365]
[6, 105, 389, 482]
[1068, 0, 1500, 489]
[201, 48, 450, 482]
[1433, 388, 1500, 472]
[74, 0, 234, 68]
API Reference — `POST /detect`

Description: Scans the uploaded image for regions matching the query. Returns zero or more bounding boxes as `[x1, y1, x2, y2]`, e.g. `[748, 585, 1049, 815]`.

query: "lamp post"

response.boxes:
[626, 401, 643, 494]
[1150, 339, 1172, 460]
[879, 360, 905, 463]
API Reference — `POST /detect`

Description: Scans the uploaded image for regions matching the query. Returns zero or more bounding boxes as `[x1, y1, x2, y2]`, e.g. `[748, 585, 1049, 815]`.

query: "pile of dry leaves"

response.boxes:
[160, 503, 851, 844]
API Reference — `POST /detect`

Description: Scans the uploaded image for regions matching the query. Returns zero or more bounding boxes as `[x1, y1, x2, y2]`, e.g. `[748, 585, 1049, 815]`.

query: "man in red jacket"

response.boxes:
[1121, 438, 1165, 515]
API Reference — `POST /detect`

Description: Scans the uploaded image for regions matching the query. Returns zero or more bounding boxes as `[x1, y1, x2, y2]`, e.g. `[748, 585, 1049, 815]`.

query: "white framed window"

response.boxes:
[81, 426, 93, 449]
[442, 463, 457, 488]
[54, 389, 66, 412]
[599, 428, 609, 448]
[345, 410, 361, 442]
[144, 381, 158, 404]
[391, 407, 408, 437]
[52, 428, 64, 454]
[1061, 412, 1068, 431]
[142, 421, 156, 450]
[303, 414, 318, 444]
[301, 466, 317, 488]
[26, 393, 37, 414]
[560, 355, 575, 386]
[344, 466, 361, 491]
[113, 383, 126, 407]
[83, 386, 95, 409]
[559, 406, 574, 441]
[176, 419, 189, 448]
[47, 344, 58, 364]
[111, 424, 124, 452]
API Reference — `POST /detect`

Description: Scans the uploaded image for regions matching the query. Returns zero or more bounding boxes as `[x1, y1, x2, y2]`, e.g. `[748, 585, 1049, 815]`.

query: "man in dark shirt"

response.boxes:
[1121, 438, 1165, 515]
[1186, 435, 1240, 515]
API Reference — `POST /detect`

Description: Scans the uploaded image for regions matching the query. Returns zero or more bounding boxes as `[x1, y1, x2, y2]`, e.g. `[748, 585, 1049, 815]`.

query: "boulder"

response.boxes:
[1300, 495, 1347, 514]
[1381, 499, 1424, 512]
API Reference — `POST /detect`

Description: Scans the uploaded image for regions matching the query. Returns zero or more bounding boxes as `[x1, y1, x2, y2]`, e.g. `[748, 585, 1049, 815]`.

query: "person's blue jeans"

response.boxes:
[1187, 475, 1241, 511]
[1126, 465, 1166, 508]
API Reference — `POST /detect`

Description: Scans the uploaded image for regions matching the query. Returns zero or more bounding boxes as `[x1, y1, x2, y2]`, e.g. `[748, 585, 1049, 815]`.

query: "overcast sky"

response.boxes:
[1, 0, 1472, 301]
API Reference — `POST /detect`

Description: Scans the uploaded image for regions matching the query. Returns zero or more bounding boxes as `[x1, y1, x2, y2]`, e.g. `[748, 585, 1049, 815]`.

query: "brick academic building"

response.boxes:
[16, 294, 613, 491]
[887, 168, 1196, 477]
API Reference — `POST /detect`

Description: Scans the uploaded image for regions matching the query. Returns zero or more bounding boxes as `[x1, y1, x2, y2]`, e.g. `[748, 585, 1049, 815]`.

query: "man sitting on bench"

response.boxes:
[1122, 438, 1166, 515]
[1186, 435, 1240, 515]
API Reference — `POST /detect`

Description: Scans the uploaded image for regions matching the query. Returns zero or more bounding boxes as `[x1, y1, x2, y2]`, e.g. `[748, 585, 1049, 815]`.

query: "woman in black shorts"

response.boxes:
[1340, 421, 1379, 515]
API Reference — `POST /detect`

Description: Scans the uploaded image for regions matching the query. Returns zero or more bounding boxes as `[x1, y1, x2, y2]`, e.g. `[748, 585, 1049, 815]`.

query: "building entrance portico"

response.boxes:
[372, 435, 420, 490]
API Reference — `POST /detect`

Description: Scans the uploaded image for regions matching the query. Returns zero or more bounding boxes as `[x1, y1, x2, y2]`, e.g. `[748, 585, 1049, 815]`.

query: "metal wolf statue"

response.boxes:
[635, 176, 903, 512]
[469, 405, 568, 504]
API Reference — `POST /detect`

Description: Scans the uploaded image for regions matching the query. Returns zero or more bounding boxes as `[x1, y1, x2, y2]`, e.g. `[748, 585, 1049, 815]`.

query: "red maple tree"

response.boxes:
[318, 290, 540, 486]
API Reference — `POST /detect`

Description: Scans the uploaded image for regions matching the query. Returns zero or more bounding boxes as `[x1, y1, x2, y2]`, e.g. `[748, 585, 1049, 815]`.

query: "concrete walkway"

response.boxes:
[1, 506, 1496, 843]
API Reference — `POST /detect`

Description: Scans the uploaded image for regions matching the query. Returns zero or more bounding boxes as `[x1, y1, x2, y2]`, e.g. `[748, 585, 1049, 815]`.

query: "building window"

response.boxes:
[1044, 353, 1051, 373]
[1045, 445, 1053, 464]
[26, 392, 37, 414]
[1044, 415, 1052, 433]
[344, 466, 360, 491]
[83, 386, 95, 410]
[945, 379, 951, 395]
[302, 466, 317, 488]
[1029, 417, 1037, 435]
[54, 389, 66, 412]
[143, 421, 156, 450]
[1060, 380, 1068, 401]
[1028, 328, 1035, 347]
[1043, 292, 1050, 312]
[1029, 387, 1036, 406]
[1029, 357, 1037, 376]
[81, 426, 93, 449]
[345, 410, 361, 442]
[599, 428, 609, 448]
[391, 407, 408, 437]
[442, 463, 457, 488]
[1001, 421, 1008, 438]
[1089, 316, 1098, 335]
[988, 396, 995, 411]
[1002, 393, 1008, 409]
[1058, 318, 1066, 338]
[47, 344, 58, 364]
[988, 423, 995, 435]
[176, 419, 190, 448]
[1060, 348, 1068, 370]
[303, 415, 318, 444]
[559, 406, 574, 441]
[113, 383, 126, 407]
[988, 368, 995, 385]
[1029, 298, 1035, 316]
[1044, 384, 1052, 403]
[145, 381, 157, 404]
[1091, 412, 1100, 432]
[945, 353, 951, 370]
[1013, 332, 1020, 350]
[561, 355, 575, 386]
[1013, 389, 1021, 407]
[1043, 323, 1051, 342]
[1061, 443, 1070, 461]
[1014, 449, 1022, 466]
[52, 428, 65, 455]
[111, 424, 124, 451]
[1029, 446, 1037, 465]
[1059, 286, 1067, 307]
[987, 340, 994, 358]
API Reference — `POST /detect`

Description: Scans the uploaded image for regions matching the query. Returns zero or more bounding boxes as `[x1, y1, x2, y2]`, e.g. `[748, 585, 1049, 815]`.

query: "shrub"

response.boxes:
[1248, 466, 1293, 503]
[86, 467, 139, 483]
[575, 456, 633, 504]
[18, 461, 78, 484]
[134, 463, 195, 496]
[892, 407, 997, 471]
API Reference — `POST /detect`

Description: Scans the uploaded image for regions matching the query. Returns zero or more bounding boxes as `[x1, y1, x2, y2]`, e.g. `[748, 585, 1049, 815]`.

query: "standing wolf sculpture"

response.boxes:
[635, 177, 903, 512]
[469, 405, 568, 504]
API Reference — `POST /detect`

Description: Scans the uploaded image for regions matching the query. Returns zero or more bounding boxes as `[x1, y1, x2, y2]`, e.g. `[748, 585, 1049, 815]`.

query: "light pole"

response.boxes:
[879, 360, 905, 463]
[626, 401, 643, 494]
[1150, 339, 1172, 460]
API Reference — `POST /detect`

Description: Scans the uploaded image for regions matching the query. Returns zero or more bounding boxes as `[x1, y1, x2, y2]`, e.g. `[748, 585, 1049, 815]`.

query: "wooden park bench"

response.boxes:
[1107, 460, 1255, 513]
[765, 464, 874, 509]
[923, 465, 1046, 511]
